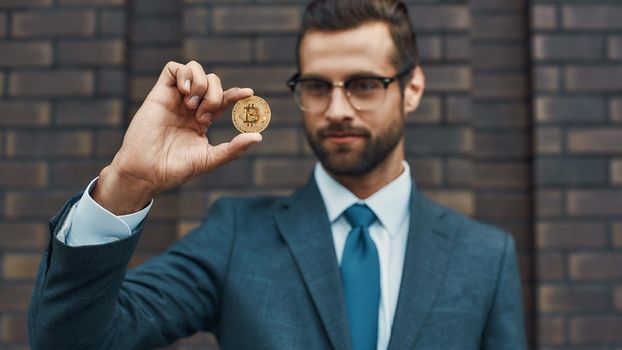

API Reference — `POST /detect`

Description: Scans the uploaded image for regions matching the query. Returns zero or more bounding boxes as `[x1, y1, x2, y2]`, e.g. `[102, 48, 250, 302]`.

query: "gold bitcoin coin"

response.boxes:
[231, 95, 271, 133]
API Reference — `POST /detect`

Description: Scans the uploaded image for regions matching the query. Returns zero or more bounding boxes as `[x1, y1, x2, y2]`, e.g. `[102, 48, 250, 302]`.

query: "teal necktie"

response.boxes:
[341, 204, 380, 350]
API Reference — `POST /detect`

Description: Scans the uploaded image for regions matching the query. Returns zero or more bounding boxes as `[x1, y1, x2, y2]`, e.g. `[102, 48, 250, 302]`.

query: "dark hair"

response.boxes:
[296, 0, 419, 76]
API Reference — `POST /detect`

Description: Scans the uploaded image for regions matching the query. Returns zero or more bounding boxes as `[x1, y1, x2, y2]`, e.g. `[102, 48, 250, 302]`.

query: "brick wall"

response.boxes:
[0, 0, 620, 349]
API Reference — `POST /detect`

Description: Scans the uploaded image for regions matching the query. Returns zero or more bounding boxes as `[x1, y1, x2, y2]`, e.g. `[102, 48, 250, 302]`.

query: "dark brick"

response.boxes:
[3, 253, 41, 279]
[566, 66, 622, 92]
[98, 68, 126, 95]
[538, 317, 565, 345]
[537, 158, 607, 186]
[474, 162, 530, 189]
[9, 70, 94, 97]
[0, 14, 5, 38]
[562, 5, 622, 30]
[132, 18, 179, 44]
[0, 285, 32, 311]
[1, 314, 28, 342]
[570, 317, 622, 344]
[212, 67, 295, 95]
[132, 47, 180, 73]
[183, 7, 209, 34]
[185, 158, 252, 188]
[408, 158, 442, 186]
[405, 126, 472, 155]
[100, 9, 126, 36]
[535, 96, 606, 124]
[446, 158, 472, 186]
[6, 130, 92, 157]
[60, 0, 123, 5]
[612, 98, 622, 122]
[471, 0, 525, 11]
[0, 101, 50, 126]
[446, 96, 471, 123]
[256, 36, 297, 63]
[184, 38, 251, 63]
[537, 254, 564, 281]
[474, 131, 530, 159]
[536, 127, 561, 154]
[56, 99, 123, 126]
[0, 0, 51, 7]
[254, 158, 314, 187]
[534, 65, 560, 93]
[410, 5, 470, 31]
[473, 73, 527, 98]
[424, 66, 470, 92]
[534, 35, 604, 61]
[473, 102, 529, 129]
[610, 36, 622, 60]
[0, 41, 52, 67]
[445, 35, 469, 61]
[0, 72, 4, 96]
[531, 4, 557, 30]
[94, 129, 123, 157]
[50, 161, 106, 188]
[473, 43, 526, 70]
[12, 11, 96, 37]
[424, 190, 474, 216]
[616, 286, 622, 311]
[136, 221, 181, 251]
[0, 223, 47, 249]
[0, 161, 47, 188]
[5, 191, 73, 219]
[408, 96, 440, 124]
[537, 190, 562, 217]
[614, 222, 622, 248]
[475, 193, 531, 220]
[130, 76, 157, 102]
[613, 159, 622, 184]
[567, 128, 622, 154]
[539, 286, 610, 313]
[132, 0, 177, 15]
[213, 6, 301, 33]
[473, 14, 525, 40]
[58, 40, 125, 65]
[567, 190, 622, 216]
[537, 222, 607, 249]
[417, 36, 442, 61]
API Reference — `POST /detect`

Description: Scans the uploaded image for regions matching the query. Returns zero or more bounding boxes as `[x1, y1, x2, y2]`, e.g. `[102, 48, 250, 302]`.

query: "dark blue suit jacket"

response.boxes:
[28, 178, 526, 349]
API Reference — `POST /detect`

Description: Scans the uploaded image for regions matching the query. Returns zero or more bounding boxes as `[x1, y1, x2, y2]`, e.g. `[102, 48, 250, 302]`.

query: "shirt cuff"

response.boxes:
[58, 177, 153, 246]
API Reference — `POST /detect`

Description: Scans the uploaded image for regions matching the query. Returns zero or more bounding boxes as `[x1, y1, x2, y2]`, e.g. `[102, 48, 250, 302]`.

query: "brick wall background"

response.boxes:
[0, 0, 619, 349]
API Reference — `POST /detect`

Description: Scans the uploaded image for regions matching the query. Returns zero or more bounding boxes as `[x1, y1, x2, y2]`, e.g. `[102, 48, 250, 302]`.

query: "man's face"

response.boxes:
[298, 22, 414, 176]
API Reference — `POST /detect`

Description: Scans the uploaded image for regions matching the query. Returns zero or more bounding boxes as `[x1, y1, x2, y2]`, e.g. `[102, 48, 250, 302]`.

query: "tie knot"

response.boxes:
[344, 204, 377, 228]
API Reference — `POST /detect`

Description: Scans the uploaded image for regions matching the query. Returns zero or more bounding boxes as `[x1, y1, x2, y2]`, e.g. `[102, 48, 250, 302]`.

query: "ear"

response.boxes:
[403, 66, 425, 114]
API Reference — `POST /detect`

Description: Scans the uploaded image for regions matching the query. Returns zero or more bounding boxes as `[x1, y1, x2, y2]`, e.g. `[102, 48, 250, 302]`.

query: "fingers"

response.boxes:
[204, 133, 262, 171]
[196, 86, 254, 125]
[184, 61, 208, 109]
[195, 74, 224, 122]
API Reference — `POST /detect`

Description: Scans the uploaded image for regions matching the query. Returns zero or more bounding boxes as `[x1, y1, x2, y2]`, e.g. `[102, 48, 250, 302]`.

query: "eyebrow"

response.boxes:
[298, 71, 388, 81]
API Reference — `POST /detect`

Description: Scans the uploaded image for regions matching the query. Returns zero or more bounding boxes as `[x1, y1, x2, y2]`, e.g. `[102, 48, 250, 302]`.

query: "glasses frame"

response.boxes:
[286, 65, 414, 113]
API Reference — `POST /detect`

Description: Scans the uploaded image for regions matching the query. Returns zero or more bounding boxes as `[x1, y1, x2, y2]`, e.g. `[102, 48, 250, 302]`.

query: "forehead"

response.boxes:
[298, 21, 396, 78]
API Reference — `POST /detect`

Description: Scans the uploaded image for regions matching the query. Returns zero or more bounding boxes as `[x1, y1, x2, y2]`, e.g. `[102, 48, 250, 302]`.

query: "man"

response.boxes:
[28, 0, 526, 349]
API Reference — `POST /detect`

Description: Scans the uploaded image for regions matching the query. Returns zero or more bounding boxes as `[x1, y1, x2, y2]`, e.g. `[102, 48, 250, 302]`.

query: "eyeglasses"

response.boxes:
[286, 66, 414, 114]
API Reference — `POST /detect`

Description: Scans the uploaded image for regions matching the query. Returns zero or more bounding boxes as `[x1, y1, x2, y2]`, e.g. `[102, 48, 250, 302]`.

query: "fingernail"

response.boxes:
[189, 95, 199, 107]
[184, 79, 191, 91]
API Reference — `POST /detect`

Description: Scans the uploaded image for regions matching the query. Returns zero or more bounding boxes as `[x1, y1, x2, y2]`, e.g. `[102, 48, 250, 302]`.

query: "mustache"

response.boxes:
[317, 123, 371, 138]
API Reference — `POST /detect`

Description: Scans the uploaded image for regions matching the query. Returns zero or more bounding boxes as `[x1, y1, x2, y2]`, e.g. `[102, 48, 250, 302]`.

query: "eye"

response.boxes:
[348, 78, 383, 94]
[299, 80, 331, 96]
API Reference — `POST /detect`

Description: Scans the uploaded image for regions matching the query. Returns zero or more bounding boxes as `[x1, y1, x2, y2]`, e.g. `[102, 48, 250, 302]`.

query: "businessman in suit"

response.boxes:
[28, 0, 527, 349]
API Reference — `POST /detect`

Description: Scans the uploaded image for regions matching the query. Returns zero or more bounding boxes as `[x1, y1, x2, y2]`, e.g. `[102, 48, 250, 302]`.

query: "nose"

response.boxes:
[324, 86, 356, 122]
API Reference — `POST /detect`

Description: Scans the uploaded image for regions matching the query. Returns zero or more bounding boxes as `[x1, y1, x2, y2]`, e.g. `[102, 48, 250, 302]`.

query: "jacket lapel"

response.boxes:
[387, 190, 455, 350]
[274, 178, 352, 350]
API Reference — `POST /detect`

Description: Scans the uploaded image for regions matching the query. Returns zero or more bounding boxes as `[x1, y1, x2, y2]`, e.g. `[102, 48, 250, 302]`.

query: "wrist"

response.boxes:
[92, 165, 156, 215]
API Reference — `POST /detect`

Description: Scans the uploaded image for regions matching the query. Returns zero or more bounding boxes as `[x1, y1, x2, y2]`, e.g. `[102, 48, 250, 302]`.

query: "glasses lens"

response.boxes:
[295, 79, 332, 112]
[347, 78, 386, 111]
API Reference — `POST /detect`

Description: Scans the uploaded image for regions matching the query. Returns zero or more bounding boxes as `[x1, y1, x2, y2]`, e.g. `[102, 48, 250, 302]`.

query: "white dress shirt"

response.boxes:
[314, 162, 411, 350]
[59, 162, 412, 349]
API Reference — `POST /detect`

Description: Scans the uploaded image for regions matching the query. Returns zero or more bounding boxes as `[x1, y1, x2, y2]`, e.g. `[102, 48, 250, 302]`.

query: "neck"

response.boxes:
[329, 142, 405, 199]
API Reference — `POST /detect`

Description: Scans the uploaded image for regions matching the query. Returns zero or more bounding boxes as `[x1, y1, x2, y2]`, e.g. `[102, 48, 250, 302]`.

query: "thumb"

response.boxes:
[205, 133, 262, 171]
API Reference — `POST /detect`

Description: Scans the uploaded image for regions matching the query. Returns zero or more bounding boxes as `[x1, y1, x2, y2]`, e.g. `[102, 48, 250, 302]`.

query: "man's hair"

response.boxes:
[296, 0, 419, 75]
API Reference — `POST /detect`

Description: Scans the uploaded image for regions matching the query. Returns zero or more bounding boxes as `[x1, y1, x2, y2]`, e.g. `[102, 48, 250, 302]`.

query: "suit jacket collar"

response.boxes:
[274, 177, 455, 350]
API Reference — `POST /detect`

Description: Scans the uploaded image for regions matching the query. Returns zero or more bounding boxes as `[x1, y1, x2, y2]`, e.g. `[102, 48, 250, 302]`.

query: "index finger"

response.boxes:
[197, 87, 254, 124]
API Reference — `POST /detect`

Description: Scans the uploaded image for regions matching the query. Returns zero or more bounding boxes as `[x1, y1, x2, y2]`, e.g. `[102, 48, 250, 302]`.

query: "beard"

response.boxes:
[305, 116, 404, 176]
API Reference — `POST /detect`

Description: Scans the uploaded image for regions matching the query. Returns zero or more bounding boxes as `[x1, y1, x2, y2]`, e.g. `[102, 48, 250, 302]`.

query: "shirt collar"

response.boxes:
[314, 161, 412, 237]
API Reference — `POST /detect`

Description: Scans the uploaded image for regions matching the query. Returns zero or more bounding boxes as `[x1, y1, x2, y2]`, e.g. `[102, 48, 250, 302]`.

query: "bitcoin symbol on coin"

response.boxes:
[232, 96, 271, 133]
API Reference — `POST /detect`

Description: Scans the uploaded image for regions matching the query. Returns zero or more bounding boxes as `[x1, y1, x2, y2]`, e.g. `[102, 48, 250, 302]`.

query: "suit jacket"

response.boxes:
[28, 177, 526, 349]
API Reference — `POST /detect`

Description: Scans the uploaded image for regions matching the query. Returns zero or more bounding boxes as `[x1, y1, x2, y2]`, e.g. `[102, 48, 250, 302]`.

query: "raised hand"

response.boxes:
[92, 61, 262, 215]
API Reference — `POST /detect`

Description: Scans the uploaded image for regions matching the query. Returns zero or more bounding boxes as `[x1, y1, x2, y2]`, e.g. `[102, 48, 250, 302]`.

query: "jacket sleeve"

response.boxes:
[28, 195, 237, 350]
[481, 234, 528, 350]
